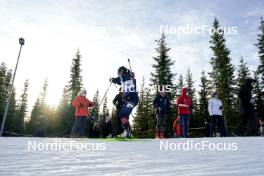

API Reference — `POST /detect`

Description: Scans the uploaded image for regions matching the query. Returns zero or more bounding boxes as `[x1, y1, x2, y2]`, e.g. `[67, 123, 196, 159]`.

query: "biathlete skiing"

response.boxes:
[110, 66, 139, 138]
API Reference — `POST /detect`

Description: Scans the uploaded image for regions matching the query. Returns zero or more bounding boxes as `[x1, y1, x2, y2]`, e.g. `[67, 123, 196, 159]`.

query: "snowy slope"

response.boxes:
[0, 137, 263, 176]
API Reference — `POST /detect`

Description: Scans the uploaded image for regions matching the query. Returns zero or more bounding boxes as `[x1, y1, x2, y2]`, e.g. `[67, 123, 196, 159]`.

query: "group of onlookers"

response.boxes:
[70, 76, 263, 138]
[154, 78, 263, 138]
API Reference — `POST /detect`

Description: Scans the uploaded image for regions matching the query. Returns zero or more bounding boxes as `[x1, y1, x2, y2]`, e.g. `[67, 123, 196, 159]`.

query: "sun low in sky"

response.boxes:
[0, 0, 263, 111]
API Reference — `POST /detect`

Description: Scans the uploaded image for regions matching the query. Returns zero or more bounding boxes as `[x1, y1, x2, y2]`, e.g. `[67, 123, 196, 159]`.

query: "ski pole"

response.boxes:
[0, 38, 25, 136]
[128, 58, 136, 81]
[98, 82, 112, 108]
[128, 58, 133, 73]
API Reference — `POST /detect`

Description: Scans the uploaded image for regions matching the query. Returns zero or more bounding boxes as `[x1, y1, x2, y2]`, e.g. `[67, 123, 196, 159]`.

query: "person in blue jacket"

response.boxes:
[153, 91, 170, 138]
[110, 66, 139, 138]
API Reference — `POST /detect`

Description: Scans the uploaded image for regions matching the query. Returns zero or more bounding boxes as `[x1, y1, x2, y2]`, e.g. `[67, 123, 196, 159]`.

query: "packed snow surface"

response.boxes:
[0, 137, 263, 176]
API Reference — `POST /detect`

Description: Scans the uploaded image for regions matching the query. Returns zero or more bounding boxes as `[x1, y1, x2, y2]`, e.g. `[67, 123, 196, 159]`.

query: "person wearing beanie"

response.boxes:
[71, 89, 94, 137]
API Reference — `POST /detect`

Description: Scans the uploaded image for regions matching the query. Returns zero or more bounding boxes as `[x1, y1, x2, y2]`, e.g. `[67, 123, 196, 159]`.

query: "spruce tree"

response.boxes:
[111, 107, 119, 137]
[133, 78, 152, 138]
[236, 57, 251, 88]
[45, 106, 56, 136]
[5, 90, 17, 133]
[253, 71, 263, 117]
[26, 98, 41, 134]
[102, 96, 109, 117]
[100, 96, 109, 133]
[39, 79, 48, 106]
[145, 89, 155, 137]
[26, 79, 50, 135]
[150, 33, 176, 137]
[69, 49, 83, 101]
[198, 71, 212, 128]
[92, 89, 100, 120]
[56, 86, 72, 134]
[39, 79, 49, 128]
[176, 74, 184, 97]
[209, 18, 236, 130]
[256, 17, 264, 90]
[1, 68, 17, 133]
[185, 68, 197, 111]
[254, 17, 264, 121]
[55, 50, 84, 135]
[234, 57, 251, 118]
[0, 63, 8, 124]
[16, 79, 29, 134]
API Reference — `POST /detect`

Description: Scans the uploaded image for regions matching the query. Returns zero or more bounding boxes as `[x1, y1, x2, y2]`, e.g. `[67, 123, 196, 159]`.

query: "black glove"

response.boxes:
[220, 106, 223, 110]
[109, 78, 114, 82]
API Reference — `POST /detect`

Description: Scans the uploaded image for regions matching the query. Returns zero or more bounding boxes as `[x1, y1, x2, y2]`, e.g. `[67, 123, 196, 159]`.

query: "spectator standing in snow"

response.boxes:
[112, 89, 124, 136]
[177, 88, 192, 138]
[153, 91, 170, 139]
[257, 92, 264, 136]
[208, 92, 226, 137]
[71, 89, 94, 137]
[233, 78, 257, 136]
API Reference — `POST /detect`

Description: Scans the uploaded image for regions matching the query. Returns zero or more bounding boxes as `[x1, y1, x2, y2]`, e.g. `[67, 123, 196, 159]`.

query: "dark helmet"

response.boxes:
[118, 66, 129, 75]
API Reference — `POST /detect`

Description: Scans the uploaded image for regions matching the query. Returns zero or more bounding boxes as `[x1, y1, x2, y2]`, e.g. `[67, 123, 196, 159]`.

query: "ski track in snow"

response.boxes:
[0, 137, 263, 176]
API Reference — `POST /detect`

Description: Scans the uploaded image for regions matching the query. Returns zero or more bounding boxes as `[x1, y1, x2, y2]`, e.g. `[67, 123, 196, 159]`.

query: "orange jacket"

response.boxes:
[72, 96, 93, 117]
[173, 116, 181, 136]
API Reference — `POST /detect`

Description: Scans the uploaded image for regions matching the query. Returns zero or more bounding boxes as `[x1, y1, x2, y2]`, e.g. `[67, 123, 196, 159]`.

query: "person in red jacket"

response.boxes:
[177, 87, 192, 137]
[71, 89, 93, 137]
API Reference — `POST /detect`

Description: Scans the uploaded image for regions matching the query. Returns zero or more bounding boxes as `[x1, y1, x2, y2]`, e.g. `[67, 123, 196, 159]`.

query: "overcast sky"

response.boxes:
[0, 0, 263, 114]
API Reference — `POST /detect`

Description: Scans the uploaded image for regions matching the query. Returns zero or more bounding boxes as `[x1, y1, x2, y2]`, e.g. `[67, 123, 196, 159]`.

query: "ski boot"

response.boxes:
[160, 132, 165, 139]
[155, 132, 160, 139]
[120, 128, 131, 138]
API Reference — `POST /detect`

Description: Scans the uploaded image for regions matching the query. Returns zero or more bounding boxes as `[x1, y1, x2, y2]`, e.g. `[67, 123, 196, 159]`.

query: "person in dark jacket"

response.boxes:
[101, 116, 113, 138]
[153, 91, 170, 138]
[112, 89, 124, 136]
[233, 78, 256, 136]
[257, 92, 264, 136]
[113, 89, 124, 110]
[256, 92, 264, 120]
